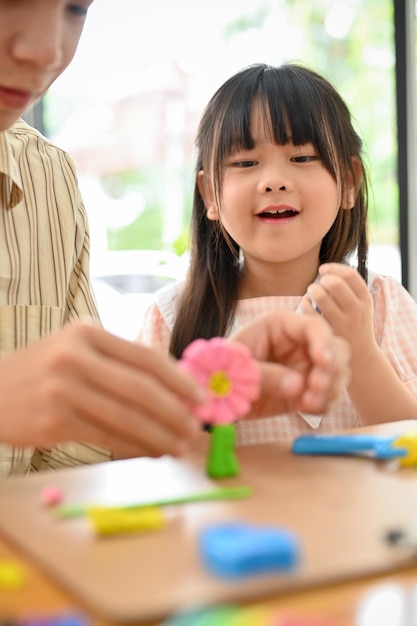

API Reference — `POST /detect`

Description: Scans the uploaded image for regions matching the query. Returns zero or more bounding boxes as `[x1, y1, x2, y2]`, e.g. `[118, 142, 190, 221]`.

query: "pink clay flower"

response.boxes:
[179, 337, 261, 424]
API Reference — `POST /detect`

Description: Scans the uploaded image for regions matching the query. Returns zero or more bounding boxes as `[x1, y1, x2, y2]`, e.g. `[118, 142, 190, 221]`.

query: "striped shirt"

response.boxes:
[0, 118, 111, 476]
[138, 271, 417, 443]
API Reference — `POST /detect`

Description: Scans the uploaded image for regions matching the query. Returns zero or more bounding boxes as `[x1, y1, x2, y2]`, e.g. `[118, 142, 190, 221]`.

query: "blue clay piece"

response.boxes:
[198, 522, 300, 579]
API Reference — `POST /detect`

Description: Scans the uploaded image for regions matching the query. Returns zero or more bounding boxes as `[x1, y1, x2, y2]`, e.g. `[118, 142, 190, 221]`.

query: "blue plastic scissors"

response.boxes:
[292, 434, 407, 459]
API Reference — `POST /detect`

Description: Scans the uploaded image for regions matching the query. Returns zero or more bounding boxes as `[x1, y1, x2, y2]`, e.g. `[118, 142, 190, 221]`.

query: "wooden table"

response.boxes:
[2, 421, 417, 625]
[2, 540, 417, 626]
[2, 541, 417, 626]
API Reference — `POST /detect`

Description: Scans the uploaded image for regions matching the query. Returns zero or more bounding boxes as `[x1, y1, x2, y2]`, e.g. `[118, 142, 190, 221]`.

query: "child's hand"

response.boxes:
[303, 263, 378, 366]
[231, 310, 351, 418]
[303, 264, 417, 425]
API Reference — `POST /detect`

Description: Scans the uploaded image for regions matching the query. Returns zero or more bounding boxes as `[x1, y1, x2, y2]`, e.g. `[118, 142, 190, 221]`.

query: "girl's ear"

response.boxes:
[341, 157, 362, 210]
[197, 170, 219, 220]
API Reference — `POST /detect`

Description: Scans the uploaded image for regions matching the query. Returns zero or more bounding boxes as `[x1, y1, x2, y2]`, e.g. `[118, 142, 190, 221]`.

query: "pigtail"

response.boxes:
[169, 187, 239, 359]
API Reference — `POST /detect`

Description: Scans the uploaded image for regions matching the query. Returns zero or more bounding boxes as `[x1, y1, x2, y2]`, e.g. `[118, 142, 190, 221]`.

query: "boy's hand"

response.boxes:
[0, 320, 203, 459]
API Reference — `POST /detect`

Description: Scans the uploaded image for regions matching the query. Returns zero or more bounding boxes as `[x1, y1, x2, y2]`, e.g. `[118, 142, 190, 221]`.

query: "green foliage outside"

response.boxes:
[100, 167, 193, 253]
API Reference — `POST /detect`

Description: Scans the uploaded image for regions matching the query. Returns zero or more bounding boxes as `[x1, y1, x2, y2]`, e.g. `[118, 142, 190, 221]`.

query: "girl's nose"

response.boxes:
[11, 10, 63, 70]
[265, 185, 286, 192]
[258, 161, 291, 194]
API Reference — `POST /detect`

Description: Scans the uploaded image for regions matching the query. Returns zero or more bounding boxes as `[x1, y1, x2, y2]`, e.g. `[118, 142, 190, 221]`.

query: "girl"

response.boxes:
[138, 62, 417, 443]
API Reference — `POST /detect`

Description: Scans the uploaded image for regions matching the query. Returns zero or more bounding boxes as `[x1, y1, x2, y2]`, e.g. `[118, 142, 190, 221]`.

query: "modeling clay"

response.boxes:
[40, 485, 64, 506]
[178, 337, 260, 424]
[86, 505, 165, 536]
[206, 424, 239, 478]
[270, 618, 343, 626]
[391, 428, 417, 466]
[0, 559, 26, 590]
[55, 485, 253, 519]
[198, 522, 300, 579]
[158, 606, 347, 626]
[179, 337, 260, 478]
[159, 605, 239, 625]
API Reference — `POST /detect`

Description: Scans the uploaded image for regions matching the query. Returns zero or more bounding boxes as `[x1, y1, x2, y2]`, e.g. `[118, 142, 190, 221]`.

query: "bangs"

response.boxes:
[196, 63, 359, 206]
[215, 65, 333, 163]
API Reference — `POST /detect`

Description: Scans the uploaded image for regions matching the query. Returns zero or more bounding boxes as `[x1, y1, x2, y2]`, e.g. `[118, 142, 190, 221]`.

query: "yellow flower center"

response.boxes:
[208, 370, 232, 396]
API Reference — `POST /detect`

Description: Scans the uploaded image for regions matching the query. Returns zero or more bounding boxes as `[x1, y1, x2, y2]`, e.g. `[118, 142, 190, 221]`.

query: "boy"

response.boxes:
[0, 0, 350, 476]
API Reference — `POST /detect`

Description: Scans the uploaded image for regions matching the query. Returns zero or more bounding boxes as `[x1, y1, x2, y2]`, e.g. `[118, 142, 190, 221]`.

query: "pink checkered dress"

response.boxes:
[137, 272, 417, 445]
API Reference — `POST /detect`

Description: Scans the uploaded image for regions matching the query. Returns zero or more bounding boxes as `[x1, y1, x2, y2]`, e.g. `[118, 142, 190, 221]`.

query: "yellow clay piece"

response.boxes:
[86, 505, 165, 536]
[0, 560, 27, 590]
[209, 370, 232, 396]
[392, 429, 417, 467]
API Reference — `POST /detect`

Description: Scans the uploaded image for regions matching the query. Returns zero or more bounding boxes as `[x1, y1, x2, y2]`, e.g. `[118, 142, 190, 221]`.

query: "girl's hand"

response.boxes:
[232, 310, 351, 419]
[303, 263, 378, 366]
[303, 264, 417, 425]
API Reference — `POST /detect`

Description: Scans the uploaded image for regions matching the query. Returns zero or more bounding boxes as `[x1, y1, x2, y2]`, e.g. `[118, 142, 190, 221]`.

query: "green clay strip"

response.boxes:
[54, 484, 253, 519]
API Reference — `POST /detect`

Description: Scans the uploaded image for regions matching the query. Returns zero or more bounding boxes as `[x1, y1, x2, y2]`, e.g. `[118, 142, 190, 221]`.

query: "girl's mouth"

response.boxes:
[258, 209, 298, 219]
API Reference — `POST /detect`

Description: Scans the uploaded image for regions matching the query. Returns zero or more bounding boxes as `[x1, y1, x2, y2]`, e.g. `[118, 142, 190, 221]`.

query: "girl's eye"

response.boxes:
[292, 155, 319, 163]
[232, 160, 257, 168]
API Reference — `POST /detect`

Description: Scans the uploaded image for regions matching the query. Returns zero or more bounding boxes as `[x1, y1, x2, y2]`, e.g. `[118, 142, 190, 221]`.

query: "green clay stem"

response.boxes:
[54, 484, 253, 519]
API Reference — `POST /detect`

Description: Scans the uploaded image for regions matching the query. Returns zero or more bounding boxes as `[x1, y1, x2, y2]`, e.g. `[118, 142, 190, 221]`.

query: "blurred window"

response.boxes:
[43, 0, 401, 285]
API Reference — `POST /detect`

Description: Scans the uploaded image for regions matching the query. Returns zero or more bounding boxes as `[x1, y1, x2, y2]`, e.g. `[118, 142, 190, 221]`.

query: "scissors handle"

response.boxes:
[292, 434, 405, 458]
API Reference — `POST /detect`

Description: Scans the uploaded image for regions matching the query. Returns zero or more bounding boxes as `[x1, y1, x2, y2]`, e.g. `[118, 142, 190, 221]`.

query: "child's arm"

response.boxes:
[305, 263, 417, 425]
[232, 310, 351, 419]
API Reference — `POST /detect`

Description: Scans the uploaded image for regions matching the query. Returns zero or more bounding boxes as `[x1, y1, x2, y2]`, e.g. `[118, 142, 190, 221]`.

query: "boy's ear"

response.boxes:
[197, 170, 219, 220]
[341, 157, 362, 210]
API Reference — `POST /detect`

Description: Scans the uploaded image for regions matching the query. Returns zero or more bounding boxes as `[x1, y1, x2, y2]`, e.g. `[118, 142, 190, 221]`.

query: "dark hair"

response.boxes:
[170, 62, 369, 358]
